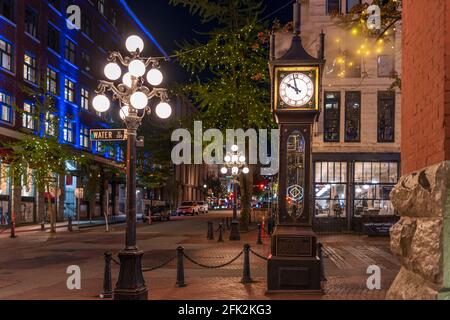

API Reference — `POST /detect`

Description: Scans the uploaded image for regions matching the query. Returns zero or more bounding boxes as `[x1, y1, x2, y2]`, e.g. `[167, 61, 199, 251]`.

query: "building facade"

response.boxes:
[0, 0, 168, 225]
[275, 0, 402, 232]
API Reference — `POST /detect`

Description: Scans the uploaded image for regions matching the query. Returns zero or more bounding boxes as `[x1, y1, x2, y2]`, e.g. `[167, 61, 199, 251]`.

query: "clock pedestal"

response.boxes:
[266, 123, 322, 294]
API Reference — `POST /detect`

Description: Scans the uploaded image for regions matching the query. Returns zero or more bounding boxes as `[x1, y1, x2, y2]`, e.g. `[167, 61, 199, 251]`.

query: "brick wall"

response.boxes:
[401, 0, 449, 174]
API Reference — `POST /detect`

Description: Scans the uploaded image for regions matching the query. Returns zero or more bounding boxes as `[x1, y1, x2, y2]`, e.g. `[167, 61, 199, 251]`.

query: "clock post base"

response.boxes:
[267, 225, 323, 293]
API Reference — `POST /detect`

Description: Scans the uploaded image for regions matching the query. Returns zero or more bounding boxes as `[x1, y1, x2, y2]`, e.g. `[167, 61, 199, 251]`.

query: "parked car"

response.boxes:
[176, 201, 200, 216]
[143, 200, 170, 222]
[197, 201, 209, 214]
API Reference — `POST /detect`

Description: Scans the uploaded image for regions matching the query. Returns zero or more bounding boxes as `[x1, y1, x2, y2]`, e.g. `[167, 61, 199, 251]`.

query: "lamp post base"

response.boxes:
[114, 249, 148, 300]
[229, 220, 241, 241]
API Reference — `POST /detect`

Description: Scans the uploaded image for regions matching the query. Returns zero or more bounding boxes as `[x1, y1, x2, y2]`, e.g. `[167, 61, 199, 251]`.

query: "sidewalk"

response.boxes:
[0, 214, 143, 235]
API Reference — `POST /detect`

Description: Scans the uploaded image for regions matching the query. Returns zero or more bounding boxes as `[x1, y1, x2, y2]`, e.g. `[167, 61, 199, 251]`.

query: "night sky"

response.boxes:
[126, 0, 294, 83]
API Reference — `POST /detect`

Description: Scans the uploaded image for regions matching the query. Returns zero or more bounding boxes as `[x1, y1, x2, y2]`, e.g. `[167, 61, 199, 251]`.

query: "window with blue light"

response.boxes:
[0, 38, 13, 71]
[24, 53, 37, 84]
[22, 102, 36, 131]
[81, 51, 91, 73]
[45, 112, 57, 136]
[80, 124, 90, 149]
[46, 67, 58, 94]
[96, 141, 104, 153]
[63, 117, 74, 143]
[25, 6, 38, 39]
[81, 88, 89, 110]
[0, 0, 15, 22]
[64, 38, 76, 65]
[64, 78, 75, 102]
[47, 24, 60, 53]
[0, 91, 13, 124]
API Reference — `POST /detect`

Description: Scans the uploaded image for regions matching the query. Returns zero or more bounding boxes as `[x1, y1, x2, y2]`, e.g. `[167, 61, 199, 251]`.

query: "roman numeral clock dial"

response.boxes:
[279, 72, 315, 107]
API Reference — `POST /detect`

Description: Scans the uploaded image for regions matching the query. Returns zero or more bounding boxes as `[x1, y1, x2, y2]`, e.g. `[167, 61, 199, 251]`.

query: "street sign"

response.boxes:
[90, 129, 127, 141]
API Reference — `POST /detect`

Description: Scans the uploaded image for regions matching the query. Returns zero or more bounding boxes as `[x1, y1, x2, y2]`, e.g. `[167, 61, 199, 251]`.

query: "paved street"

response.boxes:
[0, 211, 399, 300]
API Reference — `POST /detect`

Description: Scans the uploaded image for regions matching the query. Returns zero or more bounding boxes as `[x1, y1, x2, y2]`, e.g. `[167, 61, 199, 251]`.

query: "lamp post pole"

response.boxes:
[221, 145, 249, 241]
[92, 35, 172, 300]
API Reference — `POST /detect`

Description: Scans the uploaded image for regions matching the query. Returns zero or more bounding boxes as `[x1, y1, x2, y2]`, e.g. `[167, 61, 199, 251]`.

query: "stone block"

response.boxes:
[390, 162, 450, 218]
[387, 267, 439, 300]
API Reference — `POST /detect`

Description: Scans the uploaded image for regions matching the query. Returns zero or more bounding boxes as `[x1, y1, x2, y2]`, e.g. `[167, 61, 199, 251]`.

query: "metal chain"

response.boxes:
[250, 249, 269, 261]
[142, 256, 176, 272]
[240, 225, 260, 234]
[111, 257, 121, 265]
[183, 251, 243, 269]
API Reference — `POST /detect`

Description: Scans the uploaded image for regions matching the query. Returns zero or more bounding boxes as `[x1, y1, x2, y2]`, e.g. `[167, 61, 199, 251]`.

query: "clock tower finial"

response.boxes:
[293, 0, 301, 35]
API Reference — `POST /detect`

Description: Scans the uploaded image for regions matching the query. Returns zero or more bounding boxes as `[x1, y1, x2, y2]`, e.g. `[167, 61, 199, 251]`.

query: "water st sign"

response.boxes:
[90, 129, 127, 141]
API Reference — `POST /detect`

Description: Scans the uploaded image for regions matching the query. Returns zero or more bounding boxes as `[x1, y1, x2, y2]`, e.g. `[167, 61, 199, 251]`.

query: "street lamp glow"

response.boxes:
[243, 167, 250, 174]
[130, 91, 148, 109]
[122, 72, 133, 88]
[232, 167, 239, 175]
[224, 155, 231, 163]
[239, 156, 246, 163]
[125, 35, 144, 53]
[231, 145, 239, 152]
[221, 167, 228, 175]
[128, 59, 146, 77]
[104, 62, 122, 81]
[92, 94, 110, 112]
[119, 105, 130, 120]
[155, 102, 172, 119]
[146, 68, 163, 86]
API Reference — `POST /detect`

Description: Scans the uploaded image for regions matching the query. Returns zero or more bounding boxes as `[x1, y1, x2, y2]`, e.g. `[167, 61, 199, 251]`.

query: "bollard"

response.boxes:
[318, 243, 327, 282]
[10, 219, 16, 239]
[41, 221, 45, 232]
[100, 252, 113, 299]
[176, 246, 186, 288]
[257, 224, 263, 245]
[207, 221, 214, 240]
[241, 244, 253, 284]
[218, 223, 224, 243]
[68, 216, 73, 232]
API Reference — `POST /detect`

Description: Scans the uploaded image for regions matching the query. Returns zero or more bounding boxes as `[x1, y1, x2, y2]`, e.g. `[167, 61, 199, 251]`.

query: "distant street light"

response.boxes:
[93, 35, 172, 301]
[221, 145, 249, 241]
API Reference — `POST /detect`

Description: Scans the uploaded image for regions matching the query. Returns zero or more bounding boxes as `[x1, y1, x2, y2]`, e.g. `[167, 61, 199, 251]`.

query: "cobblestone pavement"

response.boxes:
[0, 211, 399, 300]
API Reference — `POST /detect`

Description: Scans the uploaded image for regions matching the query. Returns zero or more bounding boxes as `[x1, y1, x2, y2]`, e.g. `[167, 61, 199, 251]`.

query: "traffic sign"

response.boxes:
[90, 129, 127, 141]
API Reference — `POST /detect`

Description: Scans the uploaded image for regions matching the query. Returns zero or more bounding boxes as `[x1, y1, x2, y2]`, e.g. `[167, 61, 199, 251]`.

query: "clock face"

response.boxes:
[279, 72, 315, 107]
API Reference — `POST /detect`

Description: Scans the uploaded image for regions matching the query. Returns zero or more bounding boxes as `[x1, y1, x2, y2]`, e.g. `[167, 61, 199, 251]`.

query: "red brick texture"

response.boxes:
[401, 0, 450, 174]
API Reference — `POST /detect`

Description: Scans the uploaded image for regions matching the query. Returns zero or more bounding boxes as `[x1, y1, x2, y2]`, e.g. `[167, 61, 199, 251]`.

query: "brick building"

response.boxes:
[0, 0, 178, 225]
[274, 0, 402, 233]
[387, 0, 450, 300]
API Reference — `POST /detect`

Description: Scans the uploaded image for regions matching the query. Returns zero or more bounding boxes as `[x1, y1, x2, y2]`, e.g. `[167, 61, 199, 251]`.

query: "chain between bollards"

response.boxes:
[176, 246, 186, 288]
[100, 252, 113, 299]
[241, 244, 253, 284]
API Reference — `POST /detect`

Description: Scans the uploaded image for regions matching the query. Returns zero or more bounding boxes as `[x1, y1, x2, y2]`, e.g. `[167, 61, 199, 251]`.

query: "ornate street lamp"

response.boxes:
[93, 35, 172, 300]
[221, 145, 249, 241]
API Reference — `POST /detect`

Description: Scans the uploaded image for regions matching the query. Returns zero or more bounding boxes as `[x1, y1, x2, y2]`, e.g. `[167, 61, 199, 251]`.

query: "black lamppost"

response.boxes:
[221, 145, 249, 241]
[93, 35, 172, 300]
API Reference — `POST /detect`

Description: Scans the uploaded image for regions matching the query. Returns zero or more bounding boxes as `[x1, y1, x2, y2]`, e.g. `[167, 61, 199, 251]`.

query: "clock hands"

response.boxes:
[287, 83, 302, 95]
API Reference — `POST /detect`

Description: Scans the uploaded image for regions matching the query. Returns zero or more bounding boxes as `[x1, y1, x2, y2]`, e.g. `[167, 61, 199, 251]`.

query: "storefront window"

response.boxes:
[315, 162, 347, 218]
[21, 169, 35, 197]
[354, 162, 398, 217]
[0, 161, 10, 196]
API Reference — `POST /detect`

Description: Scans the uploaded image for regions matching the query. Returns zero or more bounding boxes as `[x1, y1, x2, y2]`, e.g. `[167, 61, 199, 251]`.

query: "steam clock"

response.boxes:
[267, 0, 325, 293]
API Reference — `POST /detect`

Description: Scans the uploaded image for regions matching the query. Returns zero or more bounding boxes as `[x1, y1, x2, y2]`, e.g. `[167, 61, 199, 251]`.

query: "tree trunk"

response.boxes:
[47, 183, 56, 233]
[239, 166, 253, 231]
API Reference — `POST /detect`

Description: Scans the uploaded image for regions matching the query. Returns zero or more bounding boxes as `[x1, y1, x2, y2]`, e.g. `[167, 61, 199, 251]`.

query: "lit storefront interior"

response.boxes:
[313, 155, 400, 233]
